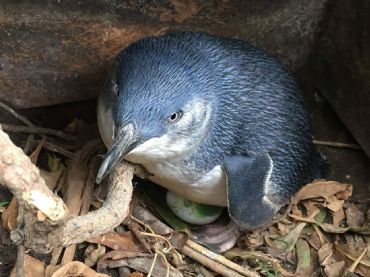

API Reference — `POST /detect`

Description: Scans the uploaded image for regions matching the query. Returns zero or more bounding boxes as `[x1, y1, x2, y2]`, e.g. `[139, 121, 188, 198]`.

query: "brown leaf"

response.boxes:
[1, 197, 17, 231]
[332, 208, 346, 227]
[293, 181, 352, 205]
[129, 272, 144, 277]
[318, 243, 335, 266]
[51, 261, 109, 277]
[29, 137, 45, 164]
[10, 254, 45, 277]
[88, 231, 146, 252]
[98, 253, 183, 277]
[295, 239, 313, 277]
[324, 261, 346, 277]
[272, 222, 307, 252]
[45, 265, 61, 277]
[335, 235, 370, 276]
[85, 244, 106, 267]
[245, 230, 264, 248]
[168, 231, 188, 250]
[326, 196, 345, 213]
[40, 169, 63, 191]
[345, 203, 365, 228]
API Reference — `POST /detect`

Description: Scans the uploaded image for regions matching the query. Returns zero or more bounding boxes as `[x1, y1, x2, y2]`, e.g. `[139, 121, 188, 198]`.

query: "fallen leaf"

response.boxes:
[332, 208, 346, 227]
[51, 261, 109, 277]
[40, 169, 63, 191]
[88, 231, 146, 252]
[168, 231, 188, 250]
[335, 235, 370, 276]
[324, 261, 346, 277]
[326, 196, 344, 213]
[45, 265, 61, 277]
[29, 137, 45, 164]
[345, 203, 365, 228]
[1, 197, 17, 231]
[245, 230, 264, 248]
[272, 222, 307, 252]
[10, 254, 45, 277]
[318, 243, 334, 266]
[224, 248, 293, 276]
[293, 181, 352, 205]
[85, 244, 106, 267]
[129, 272, 144, 277]
[295, 239, 313, 276]
[98, 253, 183, 277]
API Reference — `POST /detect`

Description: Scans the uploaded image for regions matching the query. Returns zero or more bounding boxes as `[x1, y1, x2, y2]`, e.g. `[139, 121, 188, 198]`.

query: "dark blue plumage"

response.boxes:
[97, 32, 325, 230]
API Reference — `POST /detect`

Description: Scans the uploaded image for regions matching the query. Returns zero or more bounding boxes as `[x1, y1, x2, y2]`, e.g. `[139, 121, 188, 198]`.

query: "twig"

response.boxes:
[0, 126, 68, 221]
[184, 240, 259, 277]
[43, 141, 74, 158]
[349, 246, 368, 272]
[133, 206, 260, 277]
[313, 140, 362, 150]
[15, 204, 25, 277]
[0, 100, 34, 127]
[1, 123, 76, 141]
[48, 161, 134, 248]
[60, 143, 100, 265]
[147, 252, 158, 277]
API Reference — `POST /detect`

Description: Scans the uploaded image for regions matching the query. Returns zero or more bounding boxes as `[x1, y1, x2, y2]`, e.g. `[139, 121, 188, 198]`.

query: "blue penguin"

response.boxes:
[96, 32, 325, 232]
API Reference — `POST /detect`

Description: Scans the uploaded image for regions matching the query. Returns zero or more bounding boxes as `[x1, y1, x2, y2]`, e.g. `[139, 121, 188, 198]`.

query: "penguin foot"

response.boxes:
[191, 218, 241, 253]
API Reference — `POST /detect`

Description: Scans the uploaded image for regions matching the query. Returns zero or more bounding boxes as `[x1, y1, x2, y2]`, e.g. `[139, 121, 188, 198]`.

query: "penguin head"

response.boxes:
[96, 38, 215, 183]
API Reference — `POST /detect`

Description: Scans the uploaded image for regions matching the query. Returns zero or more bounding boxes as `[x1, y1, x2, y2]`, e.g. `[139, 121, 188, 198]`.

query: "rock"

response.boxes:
[0, 0, 327, 108]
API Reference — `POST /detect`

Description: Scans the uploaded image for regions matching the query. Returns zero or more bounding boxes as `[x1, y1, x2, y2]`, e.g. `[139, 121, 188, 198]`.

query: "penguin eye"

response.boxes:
[167, 111, 183, 124]
[112, 83, 120, 97]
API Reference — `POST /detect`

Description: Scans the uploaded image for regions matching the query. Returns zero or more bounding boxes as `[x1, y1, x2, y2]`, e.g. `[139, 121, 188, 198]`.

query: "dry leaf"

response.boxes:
[302, 200, 321, 217]
[88, 231, 146, 252]
[335, 235, 370, 276]
[224, 248, 293, 276]
[1, 197, 17, 231]
[332, 208, 346, 227]
[345, 203, 365, 228]
[40, 169, 63, 191]
[85, 244, 106, 267]
[129, 272, 144, 277]
[45, 265, 61, 277]
[324, 261, 346, 277]
[272, 222, 307, 252]
[245, 230, 264, 248]
[318, 243, 334, 266]
[52, 261, 109, 277]
[326, 196, 344, 212]
[98, 254, 183, 277]
[168, 231, 188, 249]
[295, 239, 313, 277]
[293, 181, 352, 205]
[10, 254, 45, 277]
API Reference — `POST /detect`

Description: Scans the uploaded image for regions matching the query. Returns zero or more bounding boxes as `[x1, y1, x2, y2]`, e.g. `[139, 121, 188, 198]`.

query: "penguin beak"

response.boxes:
[96, 123, 139, 183]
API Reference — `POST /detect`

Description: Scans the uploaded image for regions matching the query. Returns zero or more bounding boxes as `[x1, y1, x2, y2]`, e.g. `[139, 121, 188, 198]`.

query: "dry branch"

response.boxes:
[0, 126, 134, 254]
[0, 126, 68, 221]
[132, 206, 260, 277]
[1, 123, 76, 141]
[48, 161, 134, 248]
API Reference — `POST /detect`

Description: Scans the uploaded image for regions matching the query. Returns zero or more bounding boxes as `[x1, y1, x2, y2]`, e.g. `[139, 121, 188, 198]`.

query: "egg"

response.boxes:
[166, 191, 224, 225]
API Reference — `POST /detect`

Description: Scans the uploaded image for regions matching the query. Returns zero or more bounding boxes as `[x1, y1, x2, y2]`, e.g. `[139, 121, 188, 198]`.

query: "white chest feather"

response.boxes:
[141, 162, 228, 207]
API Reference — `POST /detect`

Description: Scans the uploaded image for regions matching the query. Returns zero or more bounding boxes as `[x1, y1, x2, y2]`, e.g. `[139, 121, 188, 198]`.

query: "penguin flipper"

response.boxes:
[223, 153, 283, 230]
